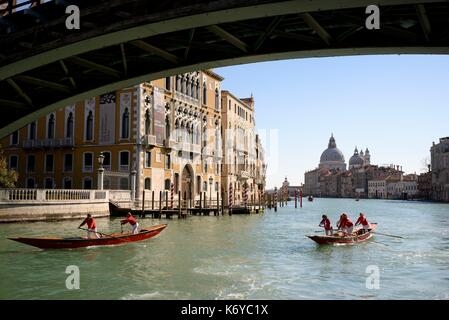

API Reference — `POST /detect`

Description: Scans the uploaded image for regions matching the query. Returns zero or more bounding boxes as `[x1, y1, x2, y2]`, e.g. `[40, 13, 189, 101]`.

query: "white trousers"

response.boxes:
[325, 229, 333, 236]
[131, 222, 139, 234]
[343, 226, 354, 234]
[87, 228, 100, 239]
[363, 224, 371, 230]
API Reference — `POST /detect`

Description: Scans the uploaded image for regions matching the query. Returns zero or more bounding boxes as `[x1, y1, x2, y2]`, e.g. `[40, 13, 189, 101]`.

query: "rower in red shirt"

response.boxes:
[121, 212, 139, 234]
[319, 214, 333, 236]
[79, 213, 100, 239]
[338, 213, 354, 235]
[355, 213, 371, 231]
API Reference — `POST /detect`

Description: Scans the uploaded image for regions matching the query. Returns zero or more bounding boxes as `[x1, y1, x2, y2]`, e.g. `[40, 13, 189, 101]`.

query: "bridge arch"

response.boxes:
[1, 0, 448, 137]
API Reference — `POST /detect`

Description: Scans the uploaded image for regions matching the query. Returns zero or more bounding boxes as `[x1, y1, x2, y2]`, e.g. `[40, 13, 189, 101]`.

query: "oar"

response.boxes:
[371, 240, 390, 247]
[372, 231, 404, 239]
[78, 227, 131, 242]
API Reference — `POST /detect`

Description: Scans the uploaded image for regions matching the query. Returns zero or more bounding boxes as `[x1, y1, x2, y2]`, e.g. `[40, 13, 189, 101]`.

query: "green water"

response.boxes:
[1, 198, 449, 300]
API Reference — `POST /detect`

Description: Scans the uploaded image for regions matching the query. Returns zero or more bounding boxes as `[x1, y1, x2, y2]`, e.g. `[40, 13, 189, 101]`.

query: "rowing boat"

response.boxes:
[307, 223, 377, 245]
[8, 224, 167, 249]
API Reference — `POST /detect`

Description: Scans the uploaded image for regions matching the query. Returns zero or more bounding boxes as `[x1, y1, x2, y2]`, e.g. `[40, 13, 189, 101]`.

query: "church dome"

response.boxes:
[349, 147, 365, 167]
[320, 135, 345, 163]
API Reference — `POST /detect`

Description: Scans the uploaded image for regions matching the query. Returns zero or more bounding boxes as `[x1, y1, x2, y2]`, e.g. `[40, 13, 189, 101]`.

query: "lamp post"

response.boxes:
[97, 152, 105, 190]
[209, 176, 213, 208]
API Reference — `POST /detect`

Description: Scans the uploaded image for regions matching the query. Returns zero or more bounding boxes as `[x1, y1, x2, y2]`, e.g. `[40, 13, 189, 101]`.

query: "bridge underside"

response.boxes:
[1, 0, 449, 137]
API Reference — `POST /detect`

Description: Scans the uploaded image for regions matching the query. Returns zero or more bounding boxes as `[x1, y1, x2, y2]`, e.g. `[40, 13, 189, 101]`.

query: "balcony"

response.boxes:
[176, 142, 201, 154]
[174, 91, 200, 106]
[23, 138, 74, 149]
[163, 139, 176, 150]
[238, 170, 251, 180]
[142, 134, 157, 147]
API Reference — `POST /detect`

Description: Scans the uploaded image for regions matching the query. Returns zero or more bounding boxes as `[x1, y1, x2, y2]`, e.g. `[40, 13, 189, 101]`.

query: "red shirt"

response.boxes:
[338, 217, 353, 228]
[344, 218, 354, 227]
[81, 217, 96, 229]
[320, 218, 332, 230]
[121, 215, 137, 226]
[356, 216, 369, 226]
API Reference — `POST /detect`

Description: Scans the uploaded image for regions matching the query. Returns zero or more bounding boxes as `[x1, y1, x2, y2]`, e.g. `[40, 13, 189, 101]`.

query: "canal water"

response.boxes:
[1, 198, 448, 300]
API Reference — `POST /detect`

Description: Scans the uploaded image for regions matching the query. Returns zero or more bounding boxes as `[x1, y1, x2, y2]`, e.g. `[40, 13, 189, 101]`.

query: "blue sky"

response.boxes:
[216, 55, 449, 189]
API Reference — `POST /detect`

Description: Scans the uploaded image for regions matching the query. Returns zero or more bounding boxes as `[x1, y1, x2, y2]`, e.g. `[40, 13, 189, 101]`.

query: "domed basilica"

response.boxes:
[319, 134, 347, 171]
[318, 134, 371, 171]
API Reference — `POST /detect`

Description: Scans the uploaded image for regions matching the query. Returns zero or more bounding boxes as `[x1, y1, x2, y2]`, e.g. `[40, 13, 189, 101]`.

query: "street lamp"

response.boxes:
[209, 176, 213, 207]
[97, 152, 105, 190]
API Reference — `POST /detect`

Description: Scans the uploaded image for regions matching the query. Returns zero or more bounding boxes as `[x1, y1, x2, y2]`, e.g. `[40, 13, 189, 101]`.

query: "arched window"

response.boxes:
[164, 179, 171, 190]
[186, 77, 191, 96]
[86, 111, 93, 141]
[165, 77, 171, 90]
[215, 89, 219, 110]
[182, 77, 186, 94]
[66, 112, 73, 138]
[144, 178, 151, 190]
[47, 114, 55, 139]
[176, 75, 181, 91]
[191, 81, 195, 98]
[165, 116, 170, 139]
[196, 81, 200, 99]
[202, 82, 207, 104]
[29, 122, 36, 140]
[145, 109, 151, 135]
[121, 107, 130, 139]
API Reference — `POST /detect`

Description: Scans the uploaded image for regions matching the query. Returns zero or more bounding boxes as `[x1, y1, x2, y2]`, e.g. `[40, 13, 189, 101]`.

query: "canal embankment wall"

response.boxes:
[0, 189, 120, 222]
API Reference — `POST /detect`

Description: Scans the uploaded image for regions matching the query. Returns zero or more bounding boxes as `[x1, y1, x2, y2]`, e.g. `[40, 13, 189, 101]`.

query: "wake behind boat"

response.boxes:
[308, 223, 378, 245]
[8, 224, 167, 249]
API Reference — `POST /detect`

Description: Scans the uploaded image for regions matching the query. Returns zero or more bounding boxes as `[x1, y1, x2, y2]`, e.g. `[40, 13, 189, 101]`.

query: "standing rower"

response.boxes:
[338, 213, 354, 235]
[319, 215, 333, 236]
[79, 213, 100, 239]
[121, 212, 139, 234]
[355, 213, 371, 232]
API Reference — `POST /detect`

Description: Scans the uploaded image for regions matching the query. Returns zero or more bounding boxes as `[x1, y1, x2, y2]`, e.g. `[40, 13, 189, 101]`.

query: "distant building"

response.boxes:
[431, 137, 449, 202]
[304, 134, 407, 199]
[278, 177, 301, 198]
[418, 168, 432, 200]
[385, 174, 418, 200]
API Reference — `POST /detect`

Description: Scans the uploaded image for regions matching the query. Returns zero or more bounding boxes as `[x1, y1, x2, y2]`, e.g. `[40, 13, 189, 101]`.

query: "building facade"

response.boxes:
[220, 91, 265, 206]
[1, 70, 266, 205]
[431, 137, 449, 202]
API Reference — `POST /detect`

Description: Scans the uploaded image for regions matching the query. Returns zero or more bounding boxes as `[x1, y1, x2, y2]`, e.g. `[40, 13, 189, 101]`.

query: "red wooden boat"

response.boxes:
[8, 224, 167, 249]
[307, 223, 377, 245]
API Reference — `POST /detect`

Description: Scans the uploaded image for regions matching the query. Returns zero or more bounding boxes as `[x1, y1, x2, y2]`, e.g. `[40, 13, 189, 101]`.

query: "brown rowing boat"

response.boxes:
[8, 224, 167, 249]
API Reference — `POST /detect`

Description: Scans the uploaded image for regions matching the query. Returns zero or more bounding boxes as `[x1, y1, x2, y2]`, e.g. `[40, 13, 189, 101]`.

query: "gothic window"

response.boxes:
[11, 131, 19, 145]
[145, 109, 152, 135]
[165, 116, 171, 140]
[191, 81, 195, 98]
[215, 88, 219, 110]
[66, 112, 74, 138]
[86, 111, 93, 141]
[29, 122, 36, 140]
[176, 75, 181, 91]
[165, 77, 171, 90]
[203, 82, 207, 104]
[164, 179, 171, 190]
[121, 107, 130, 139]
[196, 81, 200, 99]
[47, 114, 55, 139]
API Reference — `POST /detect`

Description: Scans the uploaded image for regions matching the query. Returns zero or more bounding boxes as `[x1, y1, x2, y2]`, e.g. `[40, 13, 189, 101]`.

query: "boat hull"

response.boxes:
[308, 223, 377, 245]
[9, 224, 167, 249]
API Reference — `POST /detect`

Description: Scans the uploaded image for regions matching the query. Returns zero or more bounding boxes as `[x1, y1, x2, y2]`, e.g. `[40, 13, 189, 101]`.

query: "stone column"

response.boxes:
[131, 170, 137, 201]
[97, 167, 104, 190]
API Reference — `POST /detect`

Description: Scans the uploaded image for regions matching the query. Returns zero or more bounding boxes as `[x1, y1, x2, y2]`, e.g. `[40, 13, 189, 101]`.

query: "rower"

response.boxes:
[355, 213, 371, 233]
[79, 213, 100, 239]
[338, 213, 354, 235]
[319, 214, 333, 236]
[121, 212, 139, 234]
